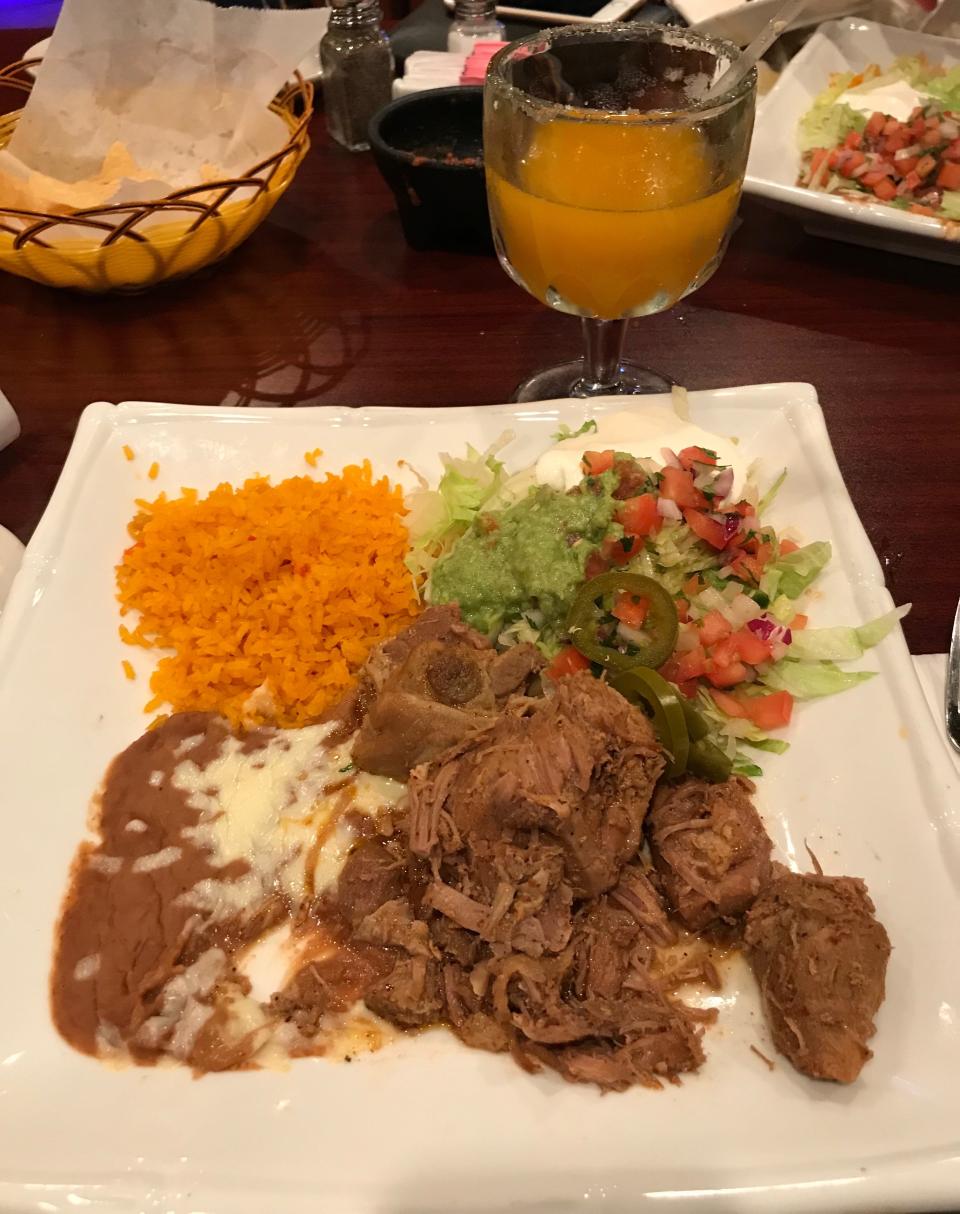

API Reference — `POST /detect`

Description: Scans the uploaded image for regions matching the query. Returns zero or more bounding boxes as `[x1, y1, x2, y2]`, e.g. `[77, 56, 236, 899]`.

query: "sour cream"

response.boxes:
[535, 406, 749, 501]
[835, 79, 928, 125]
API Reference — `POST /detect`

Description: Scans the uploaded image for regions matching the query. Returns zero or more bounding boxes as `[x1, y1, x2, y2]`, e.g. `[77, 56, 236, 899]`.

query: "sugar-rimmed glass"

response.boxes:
[484, 24, 757, 401]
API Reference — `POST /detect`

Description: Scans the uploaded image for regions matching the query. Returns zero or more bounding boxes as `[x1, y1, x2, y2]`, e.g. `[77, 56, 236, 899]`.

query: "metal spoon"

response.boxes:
[703, 0, 809, 101]
[947, 595, 960, 755]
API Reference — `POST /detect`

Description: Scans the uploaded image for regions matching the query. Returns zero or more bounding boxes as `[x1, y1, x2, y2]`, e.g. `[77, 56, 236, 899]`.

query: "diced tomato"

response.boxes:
[732, 627, 773, 665]
[810, 147, 829, 177]
[742, 534, 774, 565]
[684, 507, 727, 550]
[676, 597, 690, 623]
[585, 550, 609, 579]
[710, 635, 740, 664]
[901, 169, 921, 192]
[615, 493, 661, 538]
[938, 162, 960, 190]
[601, 536, 635, 567]
[884, 131, 908, 154]
[754, 541, 774, 568]
[741, 691, 794, 731]
[659, 465, 707, 510]
[896, 156, 919, 175]
[921, 127, 943, 148]
[861, 169, 889, 187]
[827, 148, 842, 170]
[944, 139, 960, 162]
[699, 611, 732, 646]
[682, 574, 702, 597]
[838, 150, 866, 178]
[677, 680, 699, 700]
[790, 613, 808, 630]
[678, 445, 718, 471]
[883, 116, 901, 136]
[545, 646, 591, 680]
[779, 538, 799, 555]
[732, 499, 753, 517]
[916, 154, 938, 179]
[711, 689, 747, 718]
[909, 203, 936, 216]
[712, 689, 794, 728]
[674, 646, 709, 682]
[872, 178, 897, 201]
[705, 659, 749, 689]
[731, 554, 764, 583]
[612, 592, 649, 628]
[581, 449, 615, 476]
[844, 129, 862, 150]
[865, 111, 886, 139]
[909, 116, 927, 140]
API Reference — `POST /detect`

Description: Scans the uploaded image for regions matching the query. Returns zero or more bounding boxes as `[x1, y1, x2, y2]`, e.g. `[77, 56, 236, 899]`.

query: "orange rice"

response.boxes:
[116, 462, 418, 728]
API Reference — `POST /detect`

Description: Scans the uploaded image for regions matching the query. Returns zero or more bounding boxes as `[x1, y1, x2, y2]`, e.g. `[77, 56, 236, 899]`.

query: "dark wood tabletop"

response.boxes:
[1, 25, 957, 654]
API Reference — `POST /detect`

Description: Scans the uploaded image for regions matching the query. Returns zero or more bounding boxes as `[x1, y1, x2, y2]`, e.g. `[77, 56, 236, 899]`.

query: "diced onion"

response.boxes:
[616, 621, 648, 649]
[657, 498, 682, 520]
[675, 627, 702, 654]
[728, 594, 762, 629]
[712, 467, 734, 502]
[660, 447, 681, 469]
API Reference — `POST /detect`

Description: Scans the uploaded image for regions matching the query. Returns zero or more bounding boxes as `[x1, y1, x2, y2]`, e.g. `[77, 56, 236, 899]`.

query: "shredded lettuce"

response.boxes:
[942, 191, 960, 222]
[756, 468, 787, 517]
[789, 604, 910, 662]
[924, 63, 960, 110]
[744, 736, 790, 755]
[551, 418, 597, 442]
[771, 541, 832, 600]
[404, 433, 534, 580]
[798, 91, 866, 154]
[761, 659, 875, 699]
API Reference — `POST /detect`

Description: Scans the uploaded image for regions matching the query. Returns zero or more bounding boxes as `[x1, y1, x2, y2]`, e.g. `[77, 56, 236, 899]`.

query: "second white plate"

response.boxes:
[745, 18, 960, 262]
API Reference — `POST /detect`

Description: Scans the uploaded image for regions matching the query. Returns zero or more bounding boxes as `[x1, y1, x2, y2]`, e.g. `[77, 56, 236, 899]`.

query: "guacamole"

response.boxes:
[429, 478, 618, 637]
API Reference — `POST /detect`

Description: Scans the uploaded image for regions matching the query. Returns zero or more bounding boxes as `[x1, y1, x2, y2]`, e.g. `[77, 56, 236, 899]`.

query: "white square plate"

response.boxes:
[0, 386, 958, 1214]
[745, 18, 960, 262]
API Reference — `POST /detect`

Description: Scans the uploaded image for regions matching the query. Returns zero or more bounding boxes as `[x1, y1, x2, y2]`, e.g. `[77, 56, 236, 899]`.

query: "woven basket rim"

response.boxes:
[0, 60, 313, 228]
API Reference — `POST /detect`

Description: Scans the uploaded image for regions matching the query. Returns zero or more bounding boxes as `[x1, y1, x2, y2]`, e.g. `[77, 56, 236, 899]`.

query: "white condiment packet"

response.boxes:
[0, 0, 327, 213]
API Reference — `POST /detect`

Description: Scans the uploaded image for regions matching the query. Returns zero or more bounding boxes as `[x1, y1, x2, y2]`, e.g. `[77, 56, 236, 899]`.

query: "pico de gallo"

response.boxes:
[797, 58, 960, 221]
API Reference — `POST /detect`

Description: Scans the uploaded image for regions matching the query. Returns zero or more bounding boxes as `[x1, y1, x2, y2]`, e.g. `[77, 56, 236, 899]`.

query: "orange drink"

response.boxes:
[487, 119, 741, 320]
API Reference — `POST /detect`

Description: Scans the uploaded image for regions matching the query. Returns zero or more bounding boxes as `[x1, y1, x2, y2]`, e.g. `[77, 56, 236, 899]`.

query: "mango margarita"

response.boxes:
[487, 118, 740, 321]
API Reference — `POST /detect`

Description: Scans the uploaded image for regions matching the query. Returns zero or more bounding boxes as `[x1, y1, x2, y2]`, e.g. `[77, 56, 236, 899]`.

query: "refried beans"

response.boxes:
[51, 711, 405, 1071]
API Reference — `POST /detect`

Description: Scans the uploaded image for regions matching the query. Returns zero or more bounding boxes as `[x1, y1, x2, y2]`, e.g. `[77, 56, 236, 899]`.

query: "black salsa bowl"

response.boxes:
[368, 86, 491, 254]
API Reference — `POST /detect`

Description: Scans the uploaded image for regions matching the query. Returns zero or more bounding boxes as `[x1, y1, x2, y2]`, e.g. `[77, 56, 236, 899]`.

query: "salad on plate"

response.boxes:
[408, 395, 908, 783]
[797, 55, 960, 218]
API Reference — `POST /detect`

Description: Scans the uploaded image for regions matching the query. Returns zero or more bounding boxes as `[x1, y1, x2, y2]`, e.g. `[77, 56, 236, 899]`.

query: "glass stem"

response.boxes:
[580, 318, 629, 393]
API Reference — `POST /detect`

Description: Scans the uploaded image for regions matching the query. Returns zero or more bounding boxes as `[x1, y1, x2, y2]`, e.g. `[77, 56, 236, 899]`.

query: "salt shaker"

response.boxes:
[447, 0, 505, 53]
[320, 0, 395, 153]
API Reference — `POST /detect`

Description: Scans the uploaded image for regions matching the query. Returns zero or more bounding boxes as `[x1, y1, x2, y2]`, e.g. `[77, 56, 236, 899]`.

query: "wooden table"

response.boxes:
[1, 25, 957, 654]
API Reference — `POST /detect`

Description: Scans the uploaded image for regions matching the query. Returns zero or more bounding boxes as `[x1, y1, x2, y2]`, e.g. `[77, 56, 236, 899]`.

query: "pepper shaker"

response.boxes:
[320, 0, 395, 153]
